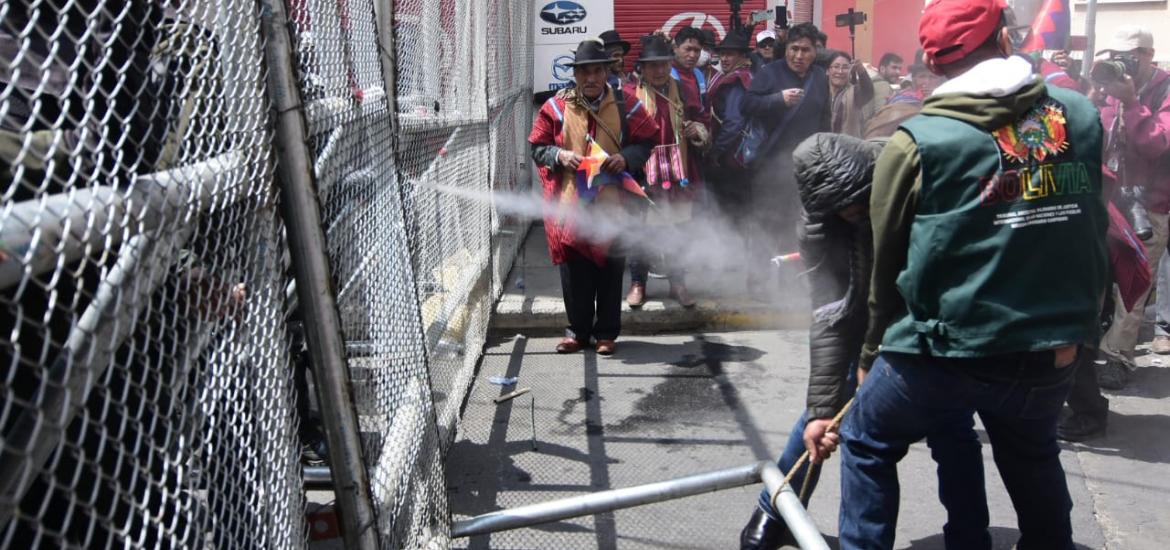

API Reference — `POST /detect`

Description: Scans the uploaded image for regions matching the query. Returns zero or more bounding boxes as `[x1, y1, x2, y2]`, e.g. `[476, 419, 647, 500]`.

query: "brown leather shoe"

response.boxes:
[670, 283, 696, 308]
[556, 338, 584, 354]
[626, 283, 646, 308]
[595, 340, 617, 356]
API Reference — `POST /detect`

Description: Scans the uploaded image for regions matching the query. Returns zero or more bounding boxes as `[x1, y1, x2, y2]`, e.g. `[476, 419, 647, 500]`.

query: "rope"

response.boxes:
[770, 398, 855, 513]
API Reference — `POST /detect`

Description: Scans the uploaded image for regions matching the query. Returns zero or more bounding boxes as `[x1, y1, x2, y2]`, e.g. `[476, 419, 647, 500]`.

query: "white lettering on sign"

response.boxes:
[540, 26, 589, 36]
[662, 12, 728, 42]
[531, 0, 614, 92]
[533, 0, 613, 46]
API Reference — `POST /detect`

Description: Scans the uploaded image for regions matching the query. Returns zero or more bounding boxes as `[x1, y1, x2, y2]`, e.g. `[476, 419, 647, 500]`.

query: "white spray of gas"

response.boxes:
[423, 183, 775, 278]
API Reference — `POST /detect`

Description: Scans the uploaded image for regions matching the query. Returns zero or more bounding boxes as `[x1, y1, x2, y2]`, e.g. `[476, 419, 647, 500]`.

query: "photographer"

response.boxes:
[1092, 25, 1170, 388]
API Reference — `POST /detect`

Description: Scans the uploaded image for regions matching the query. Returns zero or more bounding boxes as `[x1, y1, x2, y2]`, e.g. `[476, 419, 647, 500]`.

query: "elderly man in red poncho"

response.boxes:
[529, 38, 660, 356]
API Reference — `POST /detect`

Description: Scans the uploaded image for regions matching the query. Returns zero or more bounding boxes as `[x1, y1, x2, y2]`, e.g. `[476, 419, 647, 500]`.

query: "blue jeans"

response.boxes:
[757, 383, 989, 548]
[840, 352, 1077, 550]
[756, 410, 824, 516]
[756, 365, 864, 517]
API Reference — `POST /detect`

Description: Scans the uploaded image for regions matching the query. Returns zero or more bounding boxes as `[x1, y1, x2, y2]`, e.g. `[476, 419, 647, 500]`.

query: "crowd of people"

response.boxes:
[531, 12, 981, 358]
[529, 0, 1169, 547]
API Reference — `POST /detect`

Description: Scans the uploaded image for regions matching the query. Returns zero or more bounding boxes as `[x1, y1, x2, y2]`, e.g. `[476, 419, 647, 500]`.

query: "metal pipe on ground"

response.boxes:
[304, 466, 333, 489]
[257, 0, 378, 548]
[450, 461, 829, 549]
[760, 462, 831, 550]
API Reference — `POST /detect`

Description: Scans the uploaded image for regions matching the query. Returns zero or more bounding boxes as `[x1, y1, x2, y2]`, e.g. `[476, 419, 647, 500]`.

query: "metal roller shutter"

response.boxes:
[613, 0, 767, 72]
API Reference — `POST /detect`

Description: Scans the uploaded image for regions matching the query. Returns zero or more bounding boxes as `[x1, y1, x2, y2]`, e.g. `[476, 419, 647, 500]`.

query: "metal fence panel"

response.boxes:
[288, 0, 453, 546]
[0, 1, 304, 547]
[2, 0, 534, 547]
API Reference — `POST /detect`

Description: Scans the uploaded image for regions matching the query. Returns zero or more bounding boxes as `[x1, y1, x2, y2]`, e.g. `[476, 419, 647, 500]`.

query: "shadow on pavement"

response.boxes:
[903, 526, 1096, 549]
[1068, 411, 1170, 464]
[1108, 363, 1170, 399]
[611, 336, 766, 368]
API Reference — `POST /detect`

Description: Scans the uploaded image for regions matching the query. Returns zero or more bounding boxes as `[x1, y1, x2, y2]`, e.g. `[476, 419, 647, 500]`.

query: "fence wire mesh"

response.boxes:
[2, 0, 533, 548]
[1, 1, 304, 548]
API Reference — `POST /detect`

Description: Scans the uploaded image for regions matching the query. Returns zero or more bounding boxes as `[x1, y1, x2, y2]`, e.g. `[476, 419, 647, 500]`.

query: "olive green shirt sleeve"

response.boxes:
[860, 130, 921, 372]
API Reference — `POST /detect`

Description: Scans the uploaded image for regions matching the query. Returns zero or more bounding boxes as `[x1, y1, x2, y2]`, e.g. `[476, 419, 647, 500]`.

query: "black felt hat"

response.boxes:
[700, 29, 717, 48]
[638, 34, 676, 62]
[569, 38, 617, 66]
[716, 29, 751, 53]
[599, 30, 631, 55]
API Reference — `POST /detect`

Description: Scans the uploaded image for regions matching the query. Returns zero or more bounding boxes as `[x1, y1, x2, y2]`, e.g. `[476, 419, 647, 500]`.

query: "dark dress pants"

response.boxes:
[559, 249, 626, 343]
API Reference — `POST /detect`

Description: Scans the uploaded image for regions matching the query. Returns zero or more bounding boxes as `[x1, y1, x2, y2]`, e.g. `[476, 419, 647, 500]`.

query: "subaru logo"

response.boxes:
[540, 1, 587, 26]
[552, 55, 575, 82]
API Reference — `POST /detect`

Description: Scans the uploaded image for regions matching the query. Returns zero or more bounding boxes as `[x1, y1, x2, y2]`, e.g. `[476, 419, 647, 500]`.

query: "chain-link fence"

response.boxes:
[1, 0, 533, 547]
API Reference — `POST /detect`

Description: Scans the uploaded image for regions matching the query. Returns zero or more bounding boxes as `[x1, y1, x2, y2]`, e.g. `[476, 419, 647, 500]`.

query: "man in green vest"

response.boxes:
[826, 0, 1110, 547]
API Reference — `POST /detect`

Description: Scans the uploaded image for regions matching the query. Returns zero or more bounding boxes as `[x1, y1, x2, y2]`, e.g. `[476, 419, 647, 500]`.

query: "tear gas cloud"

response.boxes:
[426, 183, 800, 290]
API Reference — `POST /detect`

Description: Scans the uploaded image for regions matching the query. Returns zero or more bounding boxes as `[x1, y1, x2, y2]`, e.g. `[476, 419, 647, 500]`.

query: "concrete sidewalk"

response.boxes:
[492, 225, 811, 335]
[448, 331, 1170, 549]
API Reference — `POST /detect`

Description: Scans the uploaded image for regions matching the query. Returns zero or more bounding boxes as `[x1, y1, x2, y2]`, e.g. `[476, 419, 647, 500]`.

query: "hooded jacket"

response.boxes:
[793, 133, 885, 419]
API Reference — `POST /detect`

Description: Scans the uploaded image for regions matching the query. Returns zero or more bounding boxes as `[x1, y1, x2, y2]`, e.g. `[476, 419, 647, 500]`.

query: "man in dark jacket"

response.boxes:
[742, 22, 831, 292]
[843, 0, 1109, 547]
[706, 30, 754, 229]
[749, 29, 777, 74]
[737, 134, 988, 550]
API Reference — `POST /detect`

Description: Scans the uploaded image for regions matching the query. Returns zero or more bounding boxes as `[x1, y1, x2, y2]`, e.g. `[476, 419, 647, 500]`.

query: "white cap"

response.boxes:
[1097, 25, 1154, 54]
[756, 29, 777, 44]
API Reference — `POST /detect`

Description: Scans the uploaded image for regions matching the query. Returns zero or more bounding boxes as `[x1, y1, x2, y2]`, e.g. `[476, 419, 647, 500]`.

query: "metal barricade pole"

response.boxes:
[372, 0, 398, 134]
[450, 462, 830, 549]
[257, 1, 378, 549]
[760, 462, 832, 550]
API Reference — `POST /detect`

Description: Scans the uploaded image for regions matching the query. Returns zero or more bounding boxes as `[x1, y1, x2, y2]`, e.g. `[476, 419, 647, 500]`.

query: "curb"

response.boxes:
[490, 297, 810, 335]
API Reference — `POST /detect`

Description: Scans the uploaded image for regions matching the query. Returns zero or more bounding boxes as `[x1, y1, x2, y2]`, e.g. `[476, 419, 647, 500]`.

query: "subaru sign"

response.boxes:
[540, 1, 588, 25]
[532, 0, 613, 93]
[533, 0, 611, 46]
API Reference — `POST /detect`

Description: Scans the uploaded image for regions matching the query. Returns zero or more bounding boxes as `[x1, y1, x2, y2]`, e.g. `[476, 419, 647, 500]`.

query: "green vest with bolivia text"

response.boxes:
[882, 86, 1108, 357]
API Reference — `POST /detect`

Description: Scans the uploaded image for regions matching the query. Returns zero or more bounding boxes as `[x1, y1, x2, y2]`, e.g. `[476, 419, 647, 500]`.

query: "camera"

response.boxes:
[1091, 53, 1140, 87]
[1118, 185, 1154, 241]
[1130, 200, 1154, 241]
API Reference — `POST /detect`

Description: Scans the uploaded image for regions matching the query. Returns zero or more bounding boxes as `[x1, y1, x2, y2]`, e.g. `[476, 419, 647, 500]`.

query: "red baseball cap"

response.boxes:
[919, 0, 1007, 66]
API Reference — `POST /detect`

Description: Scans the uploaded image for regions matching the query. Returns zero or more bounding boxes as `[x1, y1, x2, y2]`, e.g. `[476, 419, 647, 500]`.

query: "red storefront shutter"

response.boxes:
[613, 0, 767, 73]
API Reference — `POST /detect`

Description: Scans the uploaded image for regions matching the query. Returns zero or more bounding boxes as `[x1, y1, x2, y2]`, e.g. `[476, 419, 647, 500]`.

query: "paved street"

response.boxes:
[447, 331, 1170, 549]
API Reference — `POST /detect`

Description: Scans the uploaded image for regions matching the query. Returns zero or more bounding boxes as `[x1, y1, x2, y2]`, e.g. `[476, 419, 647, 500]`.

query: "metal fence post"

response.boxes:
[1082, 0, 1098, 83]
[257, 1, 379, 549]
[373, 0, 398, 134]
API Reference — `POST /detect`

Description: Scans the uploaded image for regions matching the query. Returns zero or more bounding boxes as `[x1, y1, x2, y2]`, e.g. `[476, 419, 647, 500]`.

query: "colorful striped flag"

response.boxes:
[1020, 0, 1070, 52]
[575, 138, 652, 203]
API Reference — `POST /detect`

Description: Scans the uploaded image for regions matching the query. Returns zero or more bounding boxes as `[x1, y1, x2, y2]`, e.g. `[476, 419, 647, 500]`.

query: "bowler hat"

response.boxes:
[716, 30, 751, 53]
[639, 34, 676, 62]
[569, 38, 617, 66]
[700, 29, 717, 48]
[599, 30, 631, 55]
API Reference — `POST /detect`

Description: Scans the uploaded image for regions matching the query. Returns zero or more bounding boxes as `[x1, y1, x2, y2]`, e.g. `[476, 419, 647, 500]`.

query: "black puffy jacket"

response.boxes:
[793, 133, 885, 419]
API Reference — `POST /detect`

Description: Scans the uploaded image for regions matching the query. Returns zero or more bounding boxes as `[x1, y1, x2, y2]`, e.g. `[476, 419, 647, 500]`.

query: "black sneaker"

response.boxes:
[1057, 413, 1107, 442]
[1096, 360, 1130, 390]
[302, 440, 328, 467]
